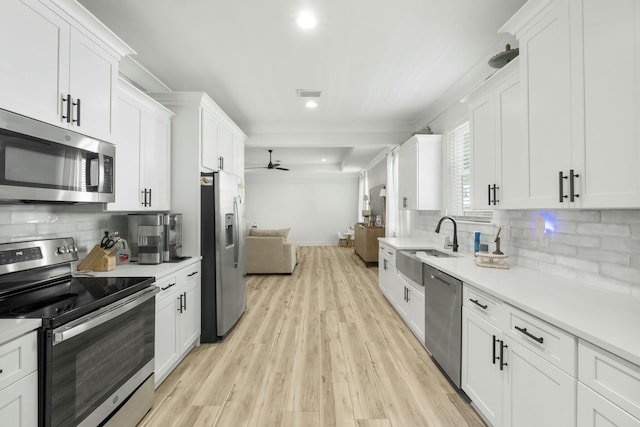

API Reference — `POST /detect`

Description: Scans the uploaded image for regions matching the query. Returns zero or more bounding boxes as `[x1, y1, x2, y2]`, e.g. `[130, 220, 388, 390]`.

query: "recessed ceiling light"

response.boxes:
[321, 158, 327, 162]
[297, 11, 316, 29]
[305, 100, 318, 108]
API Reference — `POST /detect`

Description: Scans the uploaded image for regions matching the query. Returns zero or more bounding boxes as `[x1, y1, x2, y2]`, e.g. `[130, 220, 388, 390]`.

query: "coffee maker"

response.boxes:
[128, 213, 183, 264]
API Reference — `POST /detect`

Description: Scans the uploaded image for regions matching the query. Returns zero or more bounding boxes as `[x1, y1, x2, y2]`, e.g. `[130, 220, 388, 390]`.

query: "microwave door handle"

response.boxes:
[52, 287, 158, 345]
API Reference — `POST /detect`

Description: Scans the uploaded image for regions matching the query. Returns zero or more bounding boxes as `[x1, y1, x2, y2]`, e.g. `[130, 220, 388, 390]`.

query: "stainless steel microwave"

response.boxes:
[0, 108, 115, 203]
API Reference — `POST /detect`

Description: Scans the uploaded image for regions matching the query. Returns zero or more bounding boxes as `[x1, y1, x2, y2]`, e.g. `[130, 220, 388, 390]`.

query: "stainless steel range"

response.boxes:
[0, 238, 157, 427]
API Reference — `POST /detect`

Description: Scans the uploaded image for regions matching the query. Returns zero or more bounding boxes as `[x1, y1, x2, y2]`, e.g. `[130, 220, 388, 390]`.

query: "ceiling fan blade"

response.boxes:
[275, 167, 290, 171]
[245, 166, 268, 169]
[272, 163, 281, 167]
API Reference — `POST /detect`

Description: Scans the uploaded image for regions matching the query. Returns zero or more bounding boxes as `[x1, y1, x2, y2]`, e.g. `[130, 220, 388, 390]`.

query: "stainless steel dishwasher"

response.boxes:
[424, 263, 463, 388]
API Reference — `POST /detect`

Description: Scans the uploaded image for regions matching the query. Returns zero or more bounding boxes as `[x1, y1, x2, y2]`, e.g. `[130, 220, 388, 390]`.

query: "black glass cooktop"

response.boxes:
[0, 276, 155, 327]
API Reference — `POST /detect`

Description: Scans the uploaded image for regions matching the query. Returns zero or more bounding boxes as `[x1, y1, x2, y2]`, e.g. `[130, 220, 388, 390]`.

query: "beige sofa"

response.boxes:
[245, 228, 297, 274]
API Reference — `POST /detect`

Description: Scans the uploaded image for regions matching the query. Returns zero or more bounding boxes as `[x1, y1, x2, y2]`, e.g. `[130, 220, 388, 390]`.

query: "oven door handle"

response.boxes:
[52, 286, 159, 345]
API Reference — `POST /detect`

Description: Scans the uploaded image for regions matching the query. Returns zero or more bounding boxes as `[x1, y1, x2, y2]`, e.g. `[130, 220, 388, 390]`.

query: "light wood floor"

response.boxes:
[139, 246, 485, 427]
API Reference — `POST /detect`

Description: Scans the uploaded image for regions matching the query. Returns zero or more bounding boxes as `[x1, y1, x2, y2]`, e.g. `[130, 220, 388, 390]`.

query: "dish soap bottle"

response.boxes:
[112, 231, 130, 264]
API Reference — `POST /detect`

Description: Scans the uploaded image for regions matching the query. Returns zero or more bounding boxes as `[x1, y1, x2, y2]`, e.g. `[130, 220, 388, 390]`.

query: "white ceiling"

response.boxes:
[78, 0, 526, 172]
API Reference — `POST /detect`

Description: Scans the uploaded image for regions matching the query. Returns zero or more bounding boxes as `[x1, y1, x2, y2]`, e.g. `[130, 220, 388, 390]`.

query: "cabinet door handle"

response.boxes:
[72, 98, 81, 126]
[141, 189, 149, 207]
[62, 94, 72, 123]
[187, 271, 198, 277]
[492, 335, 498, 364]
[559, 171, 568, 202]
[406, 287, 410, 302]
[148, 188, 152, 207]
[488, 184, 492, 206]
[161, 281, 176, 291]
[499, 341, 508, 370]
[177, 294, 184, 313]
[383, 259, 387, 271]
[492, 184, 499, 205]
[469, 298, 488, 310]
[514, 326, 544, 343]
[403, 197, 408, 208]
[182, 292, 187, 311]
[569, 169, 580, 202]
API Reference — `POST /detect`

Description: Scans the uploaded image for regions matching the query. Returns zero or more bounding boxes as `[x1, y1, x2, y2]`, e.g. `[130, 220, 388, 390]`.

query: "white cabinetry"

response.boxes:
[149, 92, 247, 256]
[468, 58, 526, 209]
[153, 261, 202, 387]
[462, 284, 577, 427]
[107, 78, 172, 211]
[397, 135, 442, 210]
[577, 340, 640, 426]
[0, 331, 37, 427]
[0, 0, 133, 142]
[502, 0, 640, 209]
[201, 100, 241, 175]
[378, 243, 396, 304]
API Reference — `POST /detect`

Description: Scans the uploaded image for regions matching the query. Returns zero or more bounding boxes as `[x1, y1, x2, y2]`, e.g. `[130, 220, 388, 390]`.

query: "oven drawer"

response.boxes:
[0, 331, 37, 391]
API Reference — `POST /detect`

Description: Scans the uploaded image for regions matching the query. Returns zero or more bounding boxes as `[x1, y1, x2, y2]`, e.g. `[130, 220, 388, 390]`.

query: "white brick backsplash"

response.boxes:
[553, 210, 601, 222]
[0, 205, 128, 251]
[555, 255, 599, 274]
[601, 263, 640, 285]
[576, 223, 631, 238]
[579, 247, 631, 265]
[551, 233, 600, 248]
[412, 208, 640, 296]
[601, 237, 640, 253]
[601, 210, 640, 225]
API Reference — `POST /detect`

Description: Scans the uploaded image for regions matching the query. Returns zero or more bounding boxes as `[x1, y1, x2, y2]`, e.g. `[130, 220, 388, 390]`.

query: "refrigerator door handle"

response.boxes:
[233, 197, 239, 268]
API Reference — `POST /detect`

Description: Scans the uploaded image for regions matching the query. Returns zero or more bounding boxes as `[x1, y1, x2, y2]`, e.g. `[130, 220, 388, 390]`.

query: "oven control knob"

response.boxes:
[57, 247, 69, 254]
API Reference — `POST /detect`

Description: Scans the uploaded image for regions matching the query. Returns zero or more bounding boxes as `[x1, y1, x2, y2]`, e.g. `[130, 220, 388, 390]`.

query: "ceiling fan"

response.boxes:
[246, 149, 290, 171]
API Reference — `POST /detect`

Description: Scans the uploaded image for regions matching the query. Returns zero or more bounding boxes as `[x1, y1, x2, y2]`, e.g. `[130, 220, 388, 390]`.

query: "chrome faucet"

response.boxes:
[435, 216, 459, 252]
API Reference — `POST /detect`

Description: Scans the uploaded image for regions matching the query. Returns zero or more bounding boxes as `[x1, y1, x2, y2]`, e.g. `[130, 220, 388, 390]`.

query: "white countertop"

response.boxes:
[379, 237, 640, 367]
[0, 318, 42, 345]
[73, 256, 202, 279]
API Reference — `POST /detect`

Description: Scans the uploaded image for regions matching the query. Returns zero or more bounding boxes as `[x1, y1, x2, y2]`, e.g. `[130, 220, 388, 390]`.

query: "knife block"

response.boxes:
[77, 245, 116, 272]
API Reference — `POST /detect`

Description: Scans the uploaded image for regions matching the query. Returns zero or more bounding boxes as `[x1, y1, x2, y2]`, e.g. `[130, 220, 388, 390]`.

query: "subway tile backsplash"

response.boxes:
[416, 209, 640, 297]
[0, 204, 127, 257]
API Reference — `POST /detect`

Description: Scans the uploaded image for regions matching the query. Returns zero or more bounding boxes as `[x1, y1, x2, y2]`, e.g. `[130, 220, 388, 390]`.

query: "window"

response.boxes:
[447, 121, 492, 221]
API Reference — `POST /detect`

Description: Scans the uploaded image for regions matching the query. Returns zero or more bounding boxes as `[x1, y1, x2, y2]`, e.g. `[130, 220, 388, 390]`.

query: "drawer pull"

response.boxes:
[187, 271, 198, 277]
[0, 369, 3, 374]
[492, 335, 498, 364]
[469, 298, 488, 310]
[500, 341, 508, 371]
[161, 282, 176, 291]
[515, 326, 544, 343]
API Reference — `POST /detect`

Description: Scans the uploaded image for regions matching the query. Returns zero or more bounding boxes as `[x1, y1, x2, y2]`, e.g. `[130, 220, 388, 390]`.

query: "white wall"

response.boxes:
[244, 173, 359, 246]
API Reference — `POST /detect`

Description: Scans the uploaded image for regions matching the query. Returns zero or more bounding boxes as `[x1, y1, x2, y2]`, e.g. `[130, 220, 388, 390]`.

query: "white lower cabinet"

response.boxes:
[0, 331, 37, 427]
[154, 261, 201, 387]
[395, 274, 425, 343]
[462, 284, 577, 427]
[577, 340, 640, 426]
[378, 244, 396, 304]
[0, 371, 37, 427]
[462, 307, 503, 427]
[578, 383, 640, 427]
[502, 337, 576, 427]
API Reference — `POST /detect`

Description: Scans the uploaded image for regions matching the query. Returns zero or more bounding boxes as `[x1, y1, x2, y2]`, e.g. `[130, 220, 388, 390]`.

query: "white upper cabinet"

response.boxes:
[502, 0, 640, 209]
[468, 58, 526, 209]
[576, 0, 640, 208]
[107, 79, 172, 212]
[201, 107, 219, 171]
[397, 134, 442, 210]
[0, 0, 133, 142]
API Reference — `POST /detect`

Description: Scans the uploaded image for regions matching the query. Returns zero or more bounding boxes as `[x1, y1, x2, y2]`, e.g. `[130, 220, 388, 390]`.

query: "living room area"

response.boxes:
[243, 153, 388, 272]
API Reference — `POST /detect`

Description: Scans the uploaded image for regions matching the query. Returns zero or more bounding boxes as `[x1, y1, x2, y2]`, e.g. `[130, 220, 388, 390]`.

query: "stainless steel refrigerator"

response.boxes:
[200, 171, 247, 342]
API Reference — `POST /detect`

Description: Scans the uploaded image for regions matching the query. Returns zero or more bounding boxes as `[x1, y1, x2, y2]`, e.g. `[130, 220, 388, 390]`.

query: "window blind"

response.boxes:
[447, 121, 492, 220]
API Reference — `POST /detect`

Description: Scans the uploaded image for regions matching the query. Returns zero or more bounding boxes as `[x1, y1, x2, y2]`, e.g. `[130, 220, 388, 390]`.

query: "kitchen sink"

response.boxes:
[417, 248, 457, 258]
